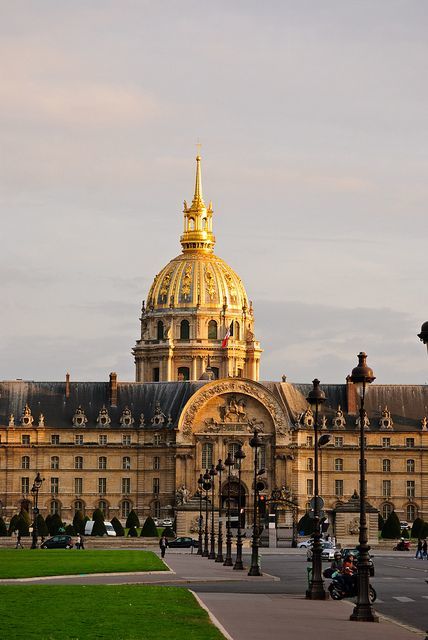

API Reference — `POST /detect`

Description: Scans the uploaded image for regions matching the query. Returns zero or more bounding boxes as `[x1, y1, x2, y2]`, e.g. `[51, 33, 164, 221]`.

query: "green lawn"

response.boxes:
[0, 585, 225, 639]
[0, 549, 166, 579]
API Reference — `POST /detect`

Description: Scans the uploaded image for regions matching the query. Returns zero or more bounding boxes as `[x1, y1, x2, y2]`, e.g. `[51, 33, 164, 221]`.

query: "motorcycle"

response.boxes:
[393, 540, 410, 551]
[328, 574, 377, 603]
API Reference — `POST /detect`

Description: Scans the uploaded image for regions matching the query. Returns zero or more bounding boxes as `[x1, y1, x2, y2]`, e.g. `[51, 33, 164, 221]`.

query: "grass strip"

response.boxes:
[0, 585, 225, 639]
[0, 549, 166, 579]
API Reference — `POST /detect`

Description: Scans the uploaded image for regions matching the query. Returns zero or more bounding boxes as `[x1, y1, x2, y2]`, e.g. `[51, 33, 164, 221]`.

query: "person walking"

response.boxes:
[15, 531, 23, 549]
[423, 539, 427, 559]
[79, 533, 85, 550]
[159, 534, 168, 558]
[415, 538, 423, 559]
[76, 533, 81, 549]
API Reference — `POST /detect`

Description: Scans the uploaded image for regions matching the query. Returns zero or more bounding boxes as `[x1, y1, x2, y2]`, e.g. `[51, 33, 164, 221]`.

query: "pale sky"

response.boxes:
[1, 1, 427, 385]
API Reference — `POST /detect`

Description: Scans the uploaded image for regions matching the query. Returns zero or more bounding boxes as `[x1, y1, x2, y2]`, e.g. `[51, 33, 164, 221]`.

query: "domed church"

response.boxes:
[133, 154, 262, 383]
[0, 155, 427, 542]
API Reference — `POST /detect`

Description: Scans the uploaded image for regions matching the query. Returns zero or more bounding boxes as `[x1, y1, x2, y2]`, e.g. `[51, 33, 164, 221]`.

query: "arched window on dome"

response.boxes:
[202, 217, 207, 229]
[234, 321, 240, 340]
[208, 320, 218, 339]
[157, 321, 164, 340]
[188, 217, 195, 231]
[180, 319, 190, 340]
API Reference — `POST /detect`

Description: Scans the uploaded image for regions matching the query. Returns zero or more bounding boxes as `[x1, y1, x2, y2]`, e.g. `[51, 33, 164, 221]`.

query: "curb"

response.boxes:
[190, 590, 234, 640]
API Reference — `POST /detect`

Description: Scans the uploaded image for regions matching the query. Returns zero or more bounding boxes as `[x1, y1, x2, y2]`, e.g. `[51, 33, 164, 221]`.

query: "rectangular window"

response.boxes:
[405, 438, 415, 448]
[335, 480, 344, 496]
[382, 459, 391, 472]
[51, 434, 60, 445]
[99, 435, 108, 445]
[98, 478, 107, 494]
[306, 436, 313, 447]
[406, 459, 415, 473]
[153, 456, 160, 470]
[122, 478, 131, 494]
[153, 367, 160, 382]
[153, 434, 162, 446]
[122, 434, 131, 446]
[21, 435, 30, 445]
[382, 437, 391, 448]
[306, 478, 313, 495]
[406, 480, 415, 498]
[51, 478, 59, 495]
[382, 480, 391, 497]
[21, 477, 29, 494]
[153, 477, 160, 495]
[75, 478, 83, 494]
[202, 443, 213, 469]
[334, 436, 344, 447]
[75, 435, 83, 445]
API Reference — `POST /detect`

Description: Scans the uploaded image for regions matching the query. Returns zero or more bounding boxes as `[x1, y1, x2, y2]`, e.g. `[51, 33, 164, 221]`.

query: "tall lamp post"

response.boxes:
[30, 472, 43, 549]
[223, 452, 234, 566]
[202, 469, 211, 557]
[248, 429, 263, 576]
[209, 464, 218, 559]
[349, 352, 378, 623]
[233, 444, 246, 571]
[215, 459, 225, 563]
[306, 379, 328, 599]
[197, 473, 204, 555]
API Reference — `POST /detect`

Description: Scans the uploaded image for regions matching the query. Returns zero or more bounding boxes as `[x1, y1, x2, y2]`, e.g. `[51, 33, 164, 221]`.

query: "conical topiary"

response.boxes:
[73, 510, 86, 534]
[0, 517, 8, 536]
[140, 516, 159, 537]
[378, 513, 384, 531]
[128, 526, 138, 537]
[411, 517, 424, 538]
[162, 526, 176, 538]
[421, 522, 428, 539]
[46, 513, 63, 535]
[381, 510, 401, 539]
[91, 509, 107, 536]
[111, 517, 125, 536]
[35, 514, 49, 538]
[8, 514, 20, 535]
[126, 510, 140, 529]
[17, 513, 30, 536]
[65, 524, 76, 536]
[20, 508, 31, 527]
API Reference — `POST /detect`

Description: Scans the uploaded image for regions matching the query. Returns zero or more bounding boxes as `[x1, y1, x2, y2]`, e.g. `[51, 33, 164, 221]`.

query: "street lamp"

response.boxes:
[30, 472, 43, 549]
[233, 444, 246, 571]
[202, 469, 211, 557]
[215, 459, 225, 563]
[223, 452, 234, 566]
[349, 352, 378, 623]
[418, 321, 428, 356]
[197, 473, 204, 555]
[248, 429, 263, 576]
[306, 379, 328, 599]
[208, 464, 218, 559]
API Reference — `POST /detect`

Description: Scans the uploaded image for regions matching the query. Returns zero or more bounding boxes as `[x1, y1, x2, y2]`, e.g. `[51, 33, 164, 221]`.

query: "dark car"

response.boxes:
[41, 535, 73, 549]
[341, 548, 375, 576]
[168, 536, 198, 549]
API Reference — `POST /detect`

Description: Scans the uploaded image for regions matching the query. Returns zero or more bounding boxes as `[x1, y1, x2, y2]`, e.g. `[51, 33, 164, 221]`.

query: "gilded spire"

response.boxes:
[181, 153, 215, 253]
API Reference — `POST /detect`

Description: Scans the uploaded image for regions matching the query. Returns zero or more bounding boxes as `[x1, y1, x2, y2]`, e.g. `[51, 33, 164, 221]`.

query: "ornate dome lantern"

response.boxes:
[133, 154, 262, 382]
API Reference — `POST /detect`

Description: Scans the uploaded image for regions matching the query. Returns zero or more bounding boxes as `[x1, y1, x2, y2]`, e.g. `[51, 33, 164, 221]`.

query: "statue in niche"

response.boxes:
[219, 395, 247, 423]
[9, 414, 14, 427]
[38, 413, 45, 427]
[422, 417, 428, 431]
[175, 485, 190, 506]
[348, 517, 360, 535]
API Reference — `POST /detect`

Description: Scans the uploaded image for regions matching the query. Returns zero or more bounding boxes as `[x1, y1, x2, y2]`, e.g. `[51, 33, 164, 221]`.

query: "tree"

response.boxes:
[91, 509, 107, 536]
[73, 511, 86, 534]
[0, 517, 8, 536]
[8, 514, 20, 535]
[381, 510, 401, 539]
[126, 510, 140, 529]
[140, 516, 159, 537]
[65, 524, 76, 536]
[297, 513, 315, 536]
[401, 527, 409, 539]
[127, 526, 138, 537]
[111, 517, 125, 536]
[46, 513, 63, 536]
[420, 522, 428, 539]
[411, 517, 424, 539]
[16, 513, 30, 536]
[19, 508, 31, 527]
[377, 513, 384, 531]
[35, 514, 49, 538]
[161, 526, 176, 538]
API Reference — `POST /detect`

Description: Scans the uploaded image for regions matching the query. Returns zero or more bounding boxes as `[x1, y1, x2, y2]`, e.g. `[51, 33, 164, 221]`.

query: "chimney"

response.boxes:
[346, 375, 357, 415]
[109, 372, 118, 406]
[65, 372, 70, 399]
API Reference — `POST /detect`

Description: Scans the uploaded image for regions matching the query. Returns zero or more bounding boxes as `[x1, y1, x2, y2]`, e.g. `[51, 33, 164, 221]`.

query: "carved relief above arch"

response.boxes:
[177, 378, 291, 444]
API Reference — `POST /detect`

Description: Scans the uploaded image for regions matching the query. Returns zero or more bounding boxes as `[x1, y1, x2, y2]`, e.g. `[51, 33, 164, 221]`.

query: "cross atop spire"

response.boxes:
[181, 153, 215, 253]
[191, 153, 205, 210]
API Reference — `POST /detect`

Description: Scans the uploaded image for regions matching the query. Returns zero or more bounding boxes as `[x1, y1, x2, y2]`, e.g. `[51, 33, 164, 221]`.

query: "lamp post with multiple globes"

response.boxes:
[233, 444, 246, 571]
[208, 464, 218, 559]
[248, 429, 263, 576]
[215, 459, 225, 563]
[202, 469, 211, 557]
[30, 472, 43, 550]
[223, 452, 234, 566]
[197, 473, 204, 555]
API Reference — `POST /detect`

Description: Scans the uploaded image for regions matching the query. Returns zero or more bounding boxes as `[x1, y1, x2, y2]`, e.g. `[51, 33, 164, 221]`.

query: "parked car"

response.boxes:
[84, 521, 117, 536]
[41, 535, 73, 549]
[297, 538, 314, 548]
[162, 518, 173, 527]
[307, 541, 338, 562]
[168, 536, 198, 548]
[400, 521, 410, 530]
[341, 548, 375, 576]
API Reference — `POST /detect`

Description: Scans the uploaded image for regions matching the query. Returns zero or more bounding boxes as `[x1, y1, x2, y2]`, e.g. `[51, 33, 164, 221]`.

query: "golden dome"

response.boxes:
[147, 251, 249, 311]
[146, 154, 249, 312]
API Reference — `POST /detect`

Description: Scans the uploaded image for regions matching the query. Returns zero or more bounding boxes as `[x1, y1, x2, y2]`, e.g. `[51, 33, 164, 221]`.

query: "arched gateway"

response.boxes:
[175, 378, 293, 531]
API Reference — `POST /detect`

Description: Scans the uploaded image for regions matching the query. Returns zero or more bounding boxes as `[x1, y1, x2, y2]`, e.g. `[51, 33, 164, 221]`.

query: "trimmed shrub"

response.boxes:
[126, 510, 140, 529]
[401, 528, 409, 539]
[16, 514, 30, 536]
[73, 511, 86, 535]
[0, 517, 8, 536]
[127, 526, 138, 537]
[91, 512, 107, 536]
[35, 514, 49, 538]
[162, 526, 176, 538]
[8, 514, 20, 535]
[381, 510, 401, 539]
[420, 522, 428, 539]
[111, 517, 125, 536]
[19, 508, 31, 527]
[92, 508, 104, 522]
[411, 517, 424, 539]
[140, 516, 158, 537]
[378, 513, 384, 531]
[297, 513, 315, 536]
[65, 524, 76, 536]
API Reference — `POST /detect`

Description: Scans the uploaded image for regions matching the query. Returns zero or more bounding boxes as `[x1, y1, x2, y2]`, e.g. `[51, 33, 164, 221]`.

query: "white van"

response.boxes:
[84, 521, 117, 536]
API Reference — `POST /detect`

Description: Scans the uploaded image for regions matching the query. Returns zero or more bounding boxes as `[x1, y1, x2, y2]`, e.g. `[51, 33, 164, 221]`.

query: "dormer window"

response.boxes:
[72, 406, 87, 428]
[96, 406, 111, 428]
[21, 405, 34, 427]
